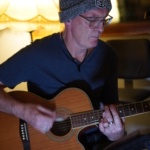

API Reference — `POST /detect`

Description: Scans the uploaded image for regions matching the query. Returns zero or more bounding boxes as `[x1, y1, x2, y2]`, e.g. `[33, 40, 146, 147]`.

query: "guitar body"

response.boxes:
[0, 88, 94, 150]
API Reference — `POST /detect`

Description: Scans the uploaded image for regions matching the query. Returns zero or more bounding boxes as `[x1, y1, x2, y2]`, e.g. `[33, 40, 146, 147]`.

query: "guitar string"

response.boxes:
[47, 109, 103, 132]
[50, 110, 103, 131]
[27, 119, 100, 134]
[29, 101, 150, 131]
[51, 101, 150, 131]
[49, 107, 150, 131]
[27, 101, 150, 134]
[51, 122, 101, 131]
[118, 101, 150, 114]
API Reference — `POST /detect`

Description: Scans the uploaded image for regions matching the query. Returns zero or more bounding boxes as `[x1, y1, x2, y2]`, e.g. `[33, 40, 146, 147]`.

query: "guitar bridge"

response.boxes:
[19, 119, 31, 150]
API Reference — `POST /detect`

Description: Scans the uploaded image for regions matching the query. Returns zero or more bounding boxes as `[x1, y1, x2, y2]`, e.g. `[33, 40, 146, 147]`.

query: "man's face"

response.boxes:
[70, 8, 109, 49]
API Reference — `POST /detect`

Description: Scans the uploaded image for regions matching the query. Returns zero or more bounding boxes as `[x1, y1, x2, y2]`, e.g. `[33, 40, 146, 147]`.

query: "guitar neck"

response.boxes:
[116, 100, 150, 118]
[71, 109, 103, 128]
[70, 100, 150, 129]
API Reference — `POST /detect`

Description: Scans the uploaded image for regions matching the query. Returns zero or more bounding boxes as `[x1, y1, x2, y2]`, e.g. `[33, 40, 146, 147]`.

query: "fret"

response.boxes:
[93, 110, 101, 120]
[82, 112, 92, 124]
[87, 110, 101, 123]
[71, 100, 150, 129]
[89, 111, 95, 123]
[129, 104, 136, 115]
[77, 113, 84, 126]
[116, 106, 125, 117]
[71, 110, 102, 128]
[135, 102, 143, 114]
[71, 114, 78, 128]
[142, 101, 150, 112]
[123, 105, 130, 116]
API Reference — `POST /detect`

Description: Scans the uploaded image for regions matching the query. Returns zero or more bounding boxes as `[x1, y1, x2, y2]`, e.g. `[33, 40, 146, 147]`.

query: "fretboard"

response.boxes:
[71, 109, 103, 128]
[116, 100, 150, 117]
[70, 100, 150, 129]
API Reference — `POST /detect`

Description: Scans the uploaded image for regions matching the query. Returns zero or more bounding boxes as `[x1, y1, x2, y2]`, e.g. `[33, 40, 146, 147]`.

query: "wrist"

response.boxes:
[107, 130, 126, 141]
[12, 101, 25, 119]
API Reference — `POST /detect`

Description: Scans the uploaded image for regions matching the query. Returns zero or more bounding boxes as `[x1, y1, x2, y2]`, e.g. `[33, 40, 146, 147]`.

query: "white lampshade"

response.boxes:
[0, 0, 64, 32]
[0, 0, 119, 32]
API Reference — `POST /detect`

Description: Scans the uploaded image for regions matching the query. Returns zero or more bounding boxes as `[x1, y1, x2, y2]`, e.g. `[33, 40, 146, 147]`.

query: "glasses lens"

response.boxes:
[90, 20, 98, 29]
[104, 16, 113, 26]
[90, 17, 112, 28]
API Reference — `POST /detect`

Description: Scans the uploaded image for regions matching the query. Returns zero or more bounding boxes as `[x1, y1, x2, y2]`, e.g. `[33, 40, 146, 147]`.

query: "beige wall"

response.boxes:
[0, 28, 31, 92]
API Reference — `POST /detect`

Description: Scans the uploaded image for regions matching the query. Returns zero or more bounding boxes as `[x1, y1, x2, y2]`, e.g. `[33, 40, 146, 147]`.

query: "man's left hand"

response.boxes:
[99, 104, 125, 141]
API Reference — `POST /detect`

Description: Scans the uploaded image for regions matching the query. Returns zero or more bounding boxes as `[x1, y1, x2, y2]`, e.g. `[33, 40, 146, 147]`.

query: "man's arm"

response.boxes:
[0, 81, 56, 133]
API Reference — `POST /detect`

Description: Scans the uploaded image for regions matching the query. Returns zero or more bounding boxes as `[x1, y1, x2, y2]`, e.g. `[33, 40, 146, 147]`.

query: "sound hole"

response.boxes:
[50, 117, 71, 136]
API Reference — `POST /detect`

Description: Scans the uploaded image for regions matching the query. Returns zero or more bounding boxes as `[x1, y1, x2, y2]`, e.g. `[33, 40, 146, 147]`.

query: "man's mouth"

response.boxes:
[91, 36, 100, 39]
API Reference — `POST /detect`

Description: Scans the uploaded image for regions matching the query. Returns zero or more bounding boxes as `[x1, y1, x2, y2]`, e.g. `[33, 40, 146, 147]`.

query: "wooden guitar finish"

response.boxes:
[0, 88, 94, 150]
[1, 88, 150, 150]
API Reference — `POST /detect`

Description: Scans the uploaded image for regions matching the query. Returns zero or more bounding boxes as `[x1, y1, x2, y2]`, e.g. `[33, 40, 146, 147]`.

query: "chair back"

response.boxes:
[107, 39, 150, 79]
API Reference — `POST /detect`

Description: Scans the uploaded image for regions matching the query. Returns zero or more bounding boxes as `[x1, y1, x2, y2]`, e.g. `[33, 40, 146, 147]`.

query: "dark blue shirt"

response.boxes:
[0, 33, 118, 109]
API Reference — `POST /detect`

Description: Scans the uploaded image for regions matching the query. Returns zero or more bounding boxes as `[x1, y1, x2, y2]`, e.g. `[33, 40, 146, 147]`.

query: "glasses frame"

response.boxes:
[79, 15, 113, 29]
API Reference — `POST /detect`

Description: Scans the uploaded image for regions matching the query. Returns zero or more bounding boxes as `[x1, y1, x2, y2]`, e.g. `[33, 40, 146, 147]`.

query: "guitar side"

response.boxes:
[0, 88, 93, 150]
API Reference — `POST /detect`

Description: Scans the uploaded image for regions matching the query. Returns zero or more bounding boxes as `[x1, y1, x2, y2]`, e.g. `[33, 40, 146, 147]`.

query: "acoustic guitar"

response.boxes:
[0, 88, 150, 150]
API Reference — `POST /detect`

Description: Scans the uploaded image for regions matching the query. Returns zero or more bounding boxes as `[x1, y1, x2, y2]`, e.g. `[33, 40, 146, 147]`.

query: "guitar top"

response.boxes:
[0, 88, 94, 150]
[1, 88, 150, 150]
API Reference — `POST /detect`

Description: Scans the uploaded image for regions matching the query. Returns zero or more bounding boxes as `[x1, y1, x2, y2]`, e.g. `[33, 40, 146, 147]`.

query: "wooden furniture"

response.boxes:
[102, 21, 150, 37]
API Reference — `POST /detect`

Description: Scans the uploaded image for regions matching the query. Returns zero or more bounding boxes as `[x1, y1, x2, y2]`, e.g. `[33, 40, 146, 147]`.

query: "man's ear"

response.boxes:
[65, 20, 71, 27]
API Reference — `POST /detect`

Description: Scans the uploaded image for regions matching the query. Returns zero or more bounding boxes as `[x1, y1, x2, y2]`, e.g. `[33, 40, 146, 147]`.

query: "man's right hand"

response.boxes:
[22, 103, 56, 133]
[0, 81, 56, 134]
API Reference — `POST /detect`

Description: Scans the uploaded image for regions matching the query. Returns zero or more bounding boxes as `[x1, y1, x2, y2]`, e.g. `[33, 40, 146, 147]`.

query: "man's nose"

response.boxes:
[95, 21, 105, 33]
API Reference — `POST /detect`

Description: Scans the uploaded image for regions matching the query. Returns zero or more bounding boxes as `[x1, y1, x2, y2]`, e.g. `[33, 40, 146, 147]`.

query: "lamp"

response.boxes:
[0, 0, 64, 32]
[0, 0, 119, 32]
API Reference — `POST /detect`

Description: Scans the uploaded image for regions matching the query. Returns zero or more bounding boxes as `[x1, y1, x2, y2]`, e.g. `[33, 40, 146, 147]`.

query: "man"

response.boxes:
[0, 0, 125, 148]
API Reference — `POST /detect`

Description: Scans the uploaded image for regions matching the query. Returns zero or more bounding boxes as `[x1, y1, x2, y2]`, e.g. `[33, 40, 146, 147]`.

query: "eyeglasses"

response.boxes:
[79, 15, 113, 29]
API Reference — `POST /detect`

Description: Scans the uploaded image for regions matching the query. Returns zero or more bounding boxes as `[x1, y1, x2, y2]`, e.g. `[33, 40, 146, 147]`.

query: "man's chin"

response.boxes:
[90, 40, 98, 47]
